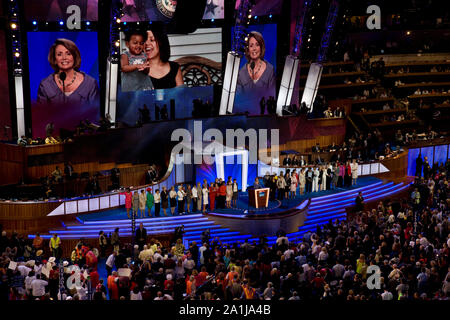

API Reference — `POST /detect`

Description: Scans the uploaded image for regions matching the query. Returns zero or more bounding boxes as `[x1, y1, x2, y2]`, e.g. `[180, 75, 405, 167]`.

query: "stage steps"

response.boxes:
[35, 180, 412, 245]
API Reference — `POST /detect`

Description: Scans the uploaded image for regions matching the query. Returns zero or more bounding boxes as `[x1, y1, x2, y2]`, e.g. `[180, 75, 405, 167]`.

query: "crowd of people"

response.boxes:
[0, 157, 447, 301]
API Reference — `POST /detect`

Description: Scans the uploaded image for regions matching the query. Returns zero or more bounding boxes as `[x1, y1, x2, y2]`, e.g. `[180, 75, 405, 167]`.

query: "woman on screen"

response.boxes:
[37, 38, 99, 105]
[236, 31, 276, 99]
[142, 26, 184, 89]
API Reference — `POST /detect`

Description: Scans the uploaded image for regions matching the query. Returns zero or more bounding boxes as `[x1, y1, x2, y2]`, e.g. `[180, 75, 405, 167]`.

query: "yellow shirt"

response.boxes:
[50, 237, 61, 249]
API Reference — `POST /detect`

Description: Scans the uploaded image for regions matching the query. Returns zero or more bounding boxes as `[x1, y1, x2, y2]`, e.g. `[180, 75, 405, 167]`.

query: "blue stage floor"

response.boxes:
[79, 176, 381, 222]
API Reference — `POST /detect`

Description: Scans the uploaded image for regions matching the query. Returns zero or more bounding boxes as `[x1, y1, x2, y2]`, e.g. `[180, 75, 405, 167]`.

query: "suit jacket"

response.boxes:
[136, 227, 147, 242]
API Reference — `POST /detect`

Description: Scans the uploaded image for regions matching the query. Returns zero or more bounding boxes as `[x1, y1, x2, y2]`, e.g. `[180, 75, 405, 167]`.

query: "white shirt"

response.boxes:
[381, 291, 393, 300]
[130, 291, 143, 300]
[199, 246, 207, 264]
[192, 187, 198, 198]
[25, 275, 36, 291]
[177, 190, 185, 200]
[183, 258, 195, 270]
[31, 279, 48, 297]
[17, 265, 31, 277]
[106, 254, 115, 268]
[169, 190, 177, 199]
[154, 193, 161, 203]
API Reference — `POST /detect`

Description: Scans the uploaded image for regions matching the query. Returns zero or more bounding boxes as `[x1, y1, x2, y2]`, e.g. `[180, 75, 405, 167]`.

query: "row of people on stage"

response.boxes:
[119, 177, 241, 218]
[262, 160, 359, 201]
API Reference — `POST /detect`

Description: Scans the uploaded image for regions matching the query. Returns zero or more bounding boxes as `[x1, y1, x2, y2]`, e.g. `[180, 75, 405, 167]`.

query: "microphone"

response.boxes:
[59, 72, 66, 103]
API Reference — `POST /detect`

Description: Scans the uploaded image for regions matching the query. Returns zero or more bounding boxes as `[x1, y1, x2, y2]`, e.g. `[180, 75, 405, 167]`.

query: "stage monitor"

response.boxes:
[0, 30, 12, 140]
[27, 31, 100, 139]
[24, 0, 98, 22]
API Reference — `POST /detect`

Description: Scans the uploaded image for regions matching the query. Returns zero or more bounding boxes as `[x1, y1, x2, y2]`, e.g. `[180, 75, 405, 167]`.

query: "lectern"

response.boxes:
[248, 187, 270, 209]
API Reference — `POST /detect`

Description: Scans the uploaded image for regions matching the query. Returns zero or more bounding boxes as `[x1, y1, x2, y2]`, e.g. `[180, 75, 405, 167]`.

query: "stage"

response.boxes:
[78, 176, 381, 221]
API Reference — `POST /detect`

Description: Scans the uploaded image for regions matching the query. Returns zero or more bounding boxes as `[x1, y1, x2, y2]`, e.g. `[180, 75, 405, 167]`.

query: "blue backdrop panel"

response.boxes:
[421, 146, 434, 170]
[195, 157, 217, 186]
[433, 144, 448, 167]
[407, 148, 420, 176]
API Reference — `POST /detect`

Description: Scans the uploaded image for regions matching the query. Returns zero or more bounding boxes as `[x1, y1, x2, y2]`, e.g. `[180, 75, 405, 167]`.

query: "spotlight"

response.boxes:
[11, 23, 17, 29]
[14, 52, 20, 58]
[406, 31, 411, 35]
[59, 20, 64, 25]
[86, 21, 90, 26]
[116, 18, 121, 23]
[211, 18, 214, 22]
[248, 14, 251, 19]
[115, 40, 120, 47]
[254, 16, 257, 19]
[123, 21, 127, 25]
[269, 14, 272, 18]
[32, 21, 37, 25]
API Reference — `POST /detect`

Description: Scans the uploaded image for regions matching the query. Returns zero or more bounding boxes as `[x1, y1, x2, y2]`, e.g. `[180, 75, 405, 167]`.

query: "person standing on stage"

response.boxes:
[332, 163, 339, 189]
[192, 184, 198, 212]
[232, 179, 239, 208]
[312, 167, 319, 192]
[146, 187, 154, 217]
[209, 182, 217, 211]
[290, 172, 298, 199]
[276, 173, 286, 200]
[177, 185, 186, 215]
[154, 189, 161, 217]
[202, 183, 209, 213]
[185, 185, 192, 214]
[321, 165, 327, 191]
[305, 168, 313, 193]
[299, 168, 306, 196]
[226, 181, 233, 209]
[339, 162, 346, 188]
[197, 182, 203, 212]
[284, 171, 291, 200]
[139, 189, 146, 218]
[169, 186, 177, 215]
[218, 182, 227, 209]
[351, 159, 359, 186]
[120, 187, 133, 219]
[161, 186, 169, 216]
[132, 191, 140, 218]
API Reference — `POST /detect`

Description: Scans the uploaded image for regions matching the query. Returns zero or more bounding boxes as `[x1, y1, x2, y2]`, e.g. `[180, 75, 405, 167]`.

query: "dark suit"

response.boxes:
[135, 227, 147, 250]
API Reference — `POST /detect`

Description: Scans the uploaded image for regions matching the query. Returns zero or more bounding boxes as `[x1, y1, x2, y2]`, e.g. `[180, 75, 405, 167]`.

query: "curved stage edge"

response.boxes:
[204, 199, 311, 236]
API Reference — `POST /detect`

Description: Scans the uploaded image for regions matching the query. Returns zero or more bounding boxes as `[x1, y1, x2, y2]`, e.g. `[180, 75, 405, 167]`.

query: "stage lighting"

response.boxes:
[116, 18, 121, 23]
[11, 23, 17, 29]
[123, 21, 127, 25]
[32, 21, 37, 25]
[211, 19, 214, 22]
[59, 21, 64, 25]
[254, 16, 257, 19]
[86, 21, 90, 25]
[269, 14, 272, 18]
[115, 41, 120, 47]
[14, 52, 20, 58]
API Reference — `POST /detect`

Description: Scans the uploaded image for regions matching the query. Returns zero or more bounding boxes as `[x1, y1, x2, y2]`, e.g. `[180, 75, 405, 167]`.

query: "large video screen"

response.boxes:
[233, 24, 277, 115]
[24, 0, 98, 22]
[0, 30, 12, 140]
[28, 32, 100, 138]
[116, 22, 222, 124]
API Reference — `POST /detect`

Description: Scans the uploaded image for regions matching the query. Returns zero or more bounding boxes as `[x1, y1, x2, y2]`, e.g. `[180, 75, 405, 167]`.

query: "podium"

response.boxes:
[248, 187, 270, 209]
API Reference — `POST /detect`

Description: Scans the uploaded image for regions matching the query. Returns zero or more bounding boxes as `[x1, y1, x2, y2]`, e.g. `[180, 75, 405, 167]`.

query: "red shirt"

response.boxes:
[219, 185, 227, 196]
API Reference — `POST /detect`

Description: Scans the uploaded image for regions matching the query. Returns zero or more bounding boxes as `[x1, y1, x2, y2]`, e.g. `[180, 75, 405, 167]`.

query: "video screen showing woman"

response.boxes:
[234, 28, 276, 115]
[30, 32, 100, 139]
[120, 25, 183, 91]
